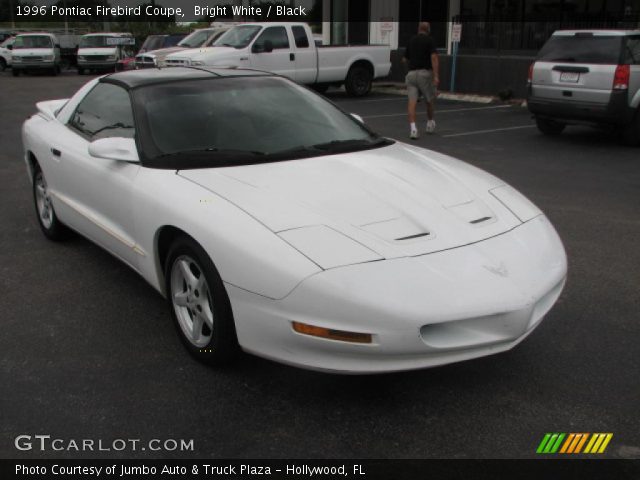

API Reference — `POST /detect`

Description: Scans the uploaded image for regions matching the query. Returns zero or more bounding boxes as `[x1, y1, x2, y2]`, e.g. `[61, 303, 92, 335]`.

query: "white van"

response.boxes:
[11, 33, 61, 76]
[77, 33, 134, 74]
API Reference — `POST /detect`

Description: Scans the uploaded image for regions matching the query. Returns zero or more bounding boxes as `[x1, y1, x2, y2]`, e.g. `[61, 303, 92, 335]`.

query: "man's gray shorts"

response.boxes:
[406, 69, 437, 102]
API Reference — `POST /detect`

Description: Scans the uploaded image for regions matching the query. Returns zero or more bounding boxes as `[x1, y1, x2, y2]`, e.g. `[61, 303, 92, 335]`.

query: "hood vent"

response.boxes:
[395, 232, 430, 241]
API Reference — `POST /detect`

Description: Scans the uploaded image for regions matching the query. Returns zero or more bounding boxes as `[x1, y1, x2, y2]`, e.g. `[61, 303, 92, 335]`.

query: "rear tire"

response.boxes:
[536, 117, 565, 136]
[345, 64, 373, 97]
[621, 110, 640, 147]
[32, 165, 70, 241]
[164, 235, 240, 366]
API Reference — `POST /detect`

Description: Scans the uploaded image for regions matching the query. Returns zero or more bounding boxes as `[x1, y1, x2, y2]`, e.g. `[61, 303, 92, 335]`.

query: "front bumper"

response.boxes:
[527, 88, 635, 126]
[78, 61, 116, 69]
[12, 62, 55, 70]
[228, 215, 568, 373]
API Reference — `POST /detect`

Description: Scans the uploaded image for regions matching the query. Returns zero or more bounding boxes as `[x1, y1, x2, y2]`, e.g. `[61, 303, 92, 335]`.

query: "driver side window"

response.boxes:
[69, 83, 135, 140]
[254, 27, 290, 50]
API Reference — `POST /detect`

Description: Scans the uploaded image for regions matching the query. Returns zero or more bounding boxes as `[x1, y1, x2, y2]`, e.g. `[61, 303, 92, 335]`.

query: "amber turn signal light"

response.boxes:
[292, 322, 372, 344]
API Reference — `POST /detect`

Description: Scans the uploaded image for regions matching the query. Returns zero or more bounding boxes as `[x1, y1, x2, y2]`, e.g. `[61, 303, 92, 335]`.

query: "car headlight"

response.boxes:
[44, 55, 54, 61]
[490, 185, 542, 223]
[107, 55, 116, 61]
[11, 56, 21, 62]
[278, 225, 382, 270]
[77, 55, 85, 61]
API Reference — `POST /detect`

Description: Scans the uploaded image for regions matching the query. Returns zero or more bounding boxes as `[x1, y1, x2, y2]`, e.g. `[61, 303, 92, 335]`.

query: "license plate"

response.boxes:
[560, 72, 580, 83]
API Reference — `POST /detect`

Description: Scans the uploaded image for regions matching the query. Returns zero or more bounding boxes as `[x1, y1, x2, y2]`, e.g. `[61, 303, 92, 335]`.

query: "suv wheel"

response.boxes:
[536, 117, 566, 136]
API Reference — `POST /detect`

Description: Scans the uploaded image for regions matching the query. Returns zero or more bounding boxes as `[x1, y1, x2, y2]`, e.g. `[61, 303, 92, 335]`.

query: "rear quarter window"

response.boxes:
[624, 36, 640, 65]
[537, 35, 623, 65]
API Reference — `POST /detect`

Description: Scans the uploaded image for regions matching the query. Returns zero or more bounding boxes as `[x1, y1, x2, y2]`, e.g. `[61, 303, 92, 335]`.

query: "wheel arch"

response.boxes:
[155, 225, 192, 296]
[347, 58, 374, 78]
[26, 150, 39, 183]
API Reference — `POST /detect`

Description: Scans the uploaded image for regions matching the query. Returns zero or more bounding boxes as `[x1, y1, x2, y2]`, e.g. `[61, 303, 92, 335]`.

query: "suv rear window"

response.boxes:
[537, 35, 623, 65]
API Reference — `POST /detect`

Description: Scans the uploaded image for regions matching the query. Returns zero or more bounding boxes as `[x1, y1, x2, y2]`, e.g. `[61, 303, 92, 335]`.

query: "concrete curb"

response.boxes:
[372, 82, 527, 106]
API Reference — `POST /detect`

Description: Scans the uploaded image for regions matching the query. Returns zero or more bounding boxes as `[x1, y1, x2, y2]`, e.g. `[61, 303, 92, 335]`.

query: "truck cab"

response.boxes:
[77, 33, 135, 74]
[11, 33, 61, 76]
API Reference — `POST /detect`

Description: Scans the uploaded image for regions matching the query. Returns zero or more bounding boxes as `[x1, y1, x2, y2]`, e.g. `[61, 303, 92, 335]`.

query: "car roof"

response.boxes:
[16, 32, 56, 37]
[553, 29, 640, 37]
[83, 32, 132, 37]
[101, 66, 275, 89]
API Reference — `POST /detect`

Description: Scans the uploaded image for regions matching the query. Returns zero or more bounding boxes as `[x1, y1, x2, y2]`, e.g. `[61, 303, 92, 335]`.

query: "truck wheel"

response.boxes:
[621, 110, 640, 147]
[536, 117, 565, 136]
[0, 58, 6, 71]
[345, 64, 372, 97]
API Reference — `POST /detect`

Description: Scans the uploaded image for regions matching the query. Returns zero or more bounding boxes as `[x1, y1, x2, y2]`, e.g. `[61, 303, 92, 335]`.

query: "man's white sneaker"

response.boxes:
[410, 128, 418, 140]
[426, 120, 436, 133]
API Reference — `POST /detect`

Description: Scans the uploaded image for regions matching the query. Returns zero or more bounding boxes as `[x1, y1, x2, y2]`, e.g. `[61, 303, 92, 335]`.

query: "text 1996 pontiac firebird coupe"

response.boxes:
[22, 67, 567, 373]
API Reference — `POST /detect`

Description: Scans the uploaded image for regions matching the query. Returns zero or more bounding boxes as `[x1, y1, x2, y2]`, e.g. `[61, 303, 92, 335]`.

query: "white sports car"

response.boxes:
[22, 67, 567, 373]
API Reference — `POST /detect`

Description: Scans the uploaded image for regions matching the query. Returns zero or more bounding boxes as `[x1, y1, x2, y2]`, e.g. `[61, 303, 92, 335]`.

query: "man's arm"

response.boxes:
[431, 52, 439, 87]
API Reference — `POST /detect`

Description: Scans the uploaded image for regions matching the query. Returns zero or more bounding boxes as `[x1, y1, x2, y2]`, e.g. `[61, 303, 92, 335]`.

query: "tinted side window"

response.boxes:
[69, 83, 135, 140]
[255, 27, 290, 50]
[292, 26, 309, 48]
[625, 37, 640, 65]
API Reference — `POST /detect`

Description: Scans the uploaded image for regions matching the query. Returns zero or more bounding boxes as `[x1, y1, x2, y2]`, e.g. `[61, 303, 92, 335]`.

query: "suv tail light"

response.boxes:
[527, 62, 534, 84]
[613, 65, 630, 90]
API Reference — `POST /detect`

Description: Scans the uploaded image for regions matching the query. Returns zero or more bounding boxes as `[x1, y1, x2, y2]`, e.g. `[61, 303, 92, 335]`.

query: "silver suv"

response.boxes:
[527, 30, 640, 145]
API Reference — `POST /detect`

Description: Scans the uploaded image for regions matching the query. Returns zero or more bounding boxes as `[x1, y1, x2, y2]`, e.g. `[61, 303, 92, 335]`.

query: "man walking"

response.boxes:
[403, 22, 439, 139]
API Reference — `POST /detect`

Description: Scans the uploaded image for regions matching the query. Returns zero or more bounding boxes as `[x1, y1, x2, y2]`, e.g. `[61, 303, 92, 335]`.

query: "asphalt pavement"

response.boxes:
[1, 70, 639, 460]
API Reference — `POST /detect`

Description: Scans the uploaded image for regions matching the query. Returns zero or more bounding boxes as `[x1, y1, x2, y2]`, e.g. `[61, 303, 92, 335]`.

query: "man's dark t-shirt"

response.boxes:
[404, 33, 437, 71]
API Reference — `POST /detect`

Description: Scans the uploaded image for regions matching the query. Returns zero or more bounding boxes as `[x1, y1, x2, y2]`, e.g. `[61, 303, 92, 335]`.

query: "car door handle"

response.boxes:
[240, 56, 248, 61]
[290, 53, 295, 61]
[51, 148, 61, 157]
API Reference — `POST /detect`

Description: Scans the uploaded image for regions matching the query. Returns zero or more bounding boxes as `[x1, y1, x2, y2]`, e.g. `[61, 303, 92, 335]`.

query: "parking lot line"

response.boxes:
[442, 124, 535, 138]
[362, 105, 512, 119]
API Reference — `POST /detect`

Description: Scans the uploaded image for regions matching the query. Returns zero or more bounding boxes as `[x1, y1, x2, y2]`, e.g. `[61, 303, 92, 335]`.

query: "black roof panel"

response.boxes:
[101, 66, 274, 89]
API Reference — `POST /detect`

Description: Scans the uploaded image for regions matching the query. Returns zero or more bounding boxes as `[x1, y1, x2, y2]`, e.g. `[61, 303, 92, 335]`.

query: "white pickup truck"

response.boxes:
[164, 23, 391, 96]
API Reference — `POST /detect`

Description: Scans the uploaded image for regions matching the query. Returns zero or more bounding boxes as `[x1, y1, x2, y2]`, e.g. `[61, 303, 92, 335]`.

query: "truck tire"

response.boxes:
[0, 58, 6, 71]
[345, 64, 372, 97]
[536, 117, 565, 136]
[621, 109, 640, 147]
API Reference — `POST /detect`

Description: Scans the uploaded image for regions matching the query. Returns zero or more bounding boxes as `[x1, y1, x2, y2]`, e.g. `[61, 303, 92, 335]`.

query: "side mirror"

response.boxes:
[88, 137, 139, 163]
[351, 113, 364, 124]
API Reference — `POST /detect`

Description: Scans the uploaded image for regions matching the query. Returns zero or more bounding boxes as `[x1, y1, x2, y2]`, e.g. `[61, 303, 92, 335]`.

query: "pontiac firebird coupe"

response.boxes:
[22, 67, 567, 373]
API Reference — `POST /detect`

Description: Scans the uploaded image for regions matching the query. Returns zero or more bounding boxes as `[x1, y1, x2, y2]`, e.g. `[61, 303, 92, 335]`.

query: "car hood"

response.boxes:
[179, 143, 530, 261]
[139, 46, 185, 60]
[13, 48, 53, 56]
[169, 46, 236, 61]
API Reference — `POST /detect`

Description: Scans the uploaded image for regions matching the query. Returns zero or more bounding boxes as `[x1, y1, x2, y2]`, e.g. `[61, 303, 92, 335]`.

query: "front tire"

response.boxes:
[536, 117, 566, 135]
[33, 166, 69, 241]
[345, 64, 373, 97]
[165, 236, 239, 365]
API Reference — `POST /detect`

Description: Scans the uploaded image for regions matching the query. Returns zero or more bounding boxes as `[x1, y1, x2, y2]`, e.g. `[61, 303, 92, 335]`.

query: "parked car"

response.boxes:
[135, 27, 230, 69]
[138, 33, 187, 55]
[21, 67, 567, 373]
[165, 23, 392, 96]
[11, 33, 61, 76]
[77, 32, 135, 74]
[527, 30, 640, 145]
[0, 36, 14, 70]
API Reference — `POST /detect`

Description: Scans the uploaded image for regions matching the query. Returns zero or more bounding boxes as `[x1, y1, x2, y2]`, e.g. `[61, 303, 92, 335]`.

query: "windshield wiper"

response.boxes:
[158, 148, 266, 158]
[312, 137, 392, 152]
[90, 123, 134, 136]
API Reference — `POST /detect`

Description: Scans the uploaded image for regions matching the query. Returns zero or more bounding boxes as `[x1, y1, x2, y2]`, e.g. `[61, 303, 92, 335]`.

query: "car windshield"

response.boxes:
[80, 36, 117, 48]
[135, 76, 392, 168]
[13, 36, 52, 49]
[140, 36, 164, 52]
[177, 30, 211, 48]
[213, 25, 262, 49]
[537, 35, 623, 64]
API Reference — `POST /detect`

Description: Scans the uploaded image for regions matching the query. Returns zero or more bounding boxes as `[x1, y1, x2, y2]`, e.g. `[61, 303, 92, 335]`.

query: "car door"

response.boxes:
[291, 25, 317, 84]
[250, 26, 296, 79]
[51, 82, 141, 269]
